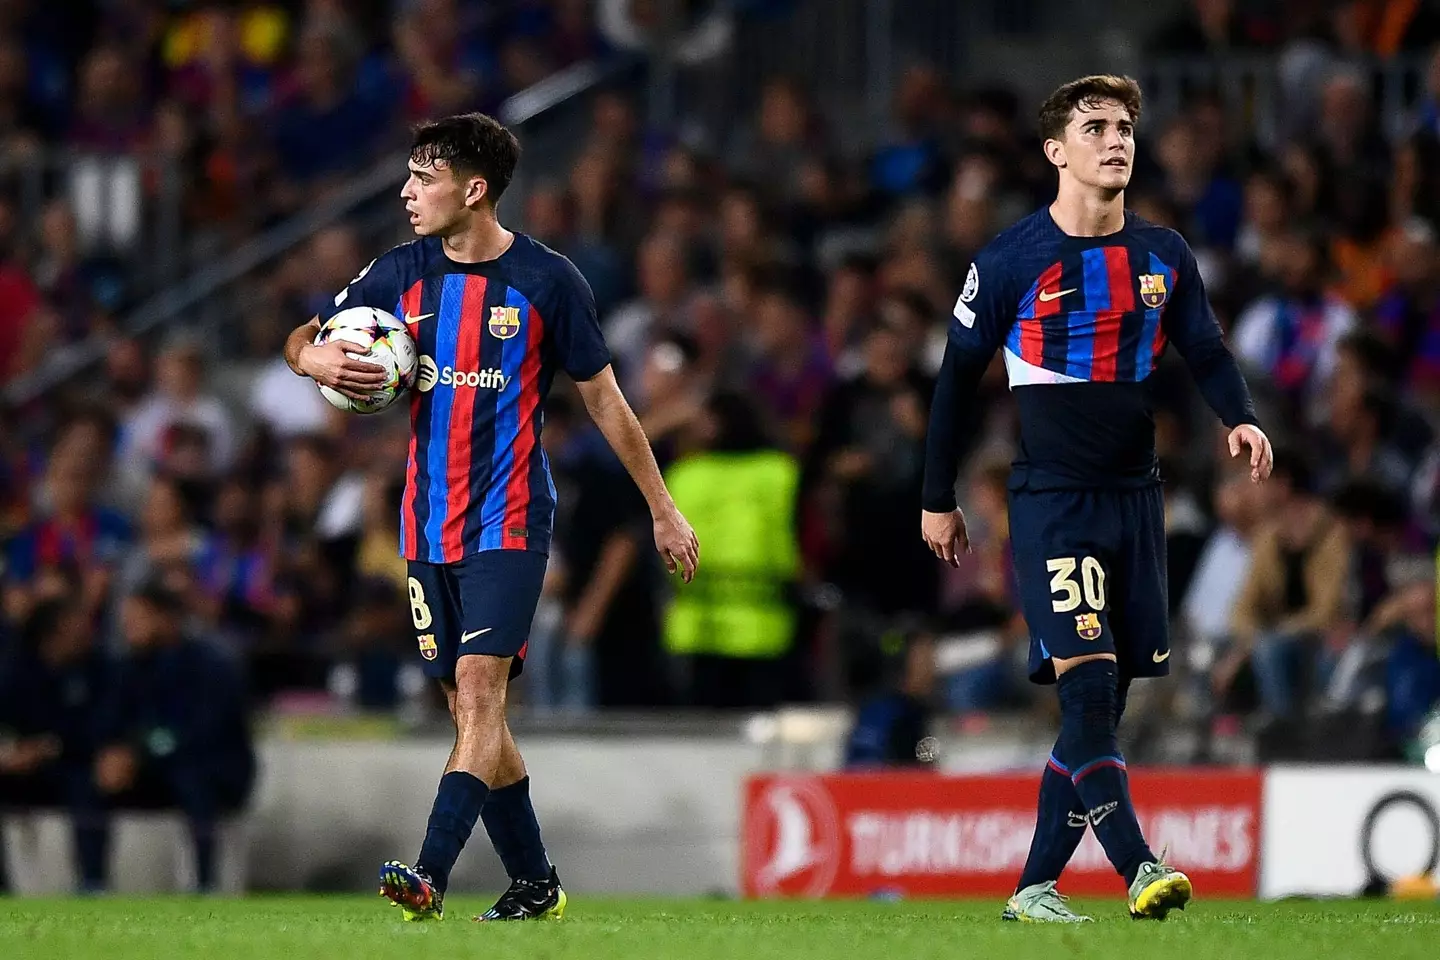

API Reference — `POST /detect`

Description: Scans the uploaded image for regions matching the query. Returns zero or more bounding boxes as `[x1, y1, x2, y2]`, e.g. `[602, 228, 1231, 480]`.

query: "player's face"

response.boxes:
[1050, 100, 1135, 194]
[400, 159, 486, 237]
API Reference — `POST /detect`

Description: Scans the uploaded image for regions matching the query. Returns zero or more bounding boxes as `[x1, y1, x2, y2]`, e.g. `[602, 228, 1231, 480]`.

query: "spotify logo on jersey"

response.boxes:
[416, 356, 439, 392]
[415, 356, 511, 392]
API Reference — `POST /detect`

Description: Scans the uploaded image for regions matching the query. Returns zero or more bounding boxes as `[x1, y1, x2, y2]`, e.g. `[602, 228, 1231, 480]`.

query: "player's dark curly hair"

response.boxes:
[1037, 75, 1143, 142]
[410, 112, 522, 204]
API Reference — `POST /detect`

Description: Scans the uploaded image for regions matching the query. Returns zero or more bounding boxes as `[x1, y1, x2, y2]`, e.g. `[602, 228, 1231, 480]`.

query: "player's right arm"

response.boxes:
[284, 251, 404, 399]
[920, 250, 1012, 566]
[548, 255, 700, 583]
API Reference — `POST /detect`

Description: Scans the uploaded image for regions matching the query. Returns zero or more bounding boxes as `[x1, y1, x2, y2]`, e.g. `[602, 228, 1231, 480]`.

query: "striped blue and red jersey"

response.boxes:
[320, 234, 610, 563]
[922, 208, 1259, 507]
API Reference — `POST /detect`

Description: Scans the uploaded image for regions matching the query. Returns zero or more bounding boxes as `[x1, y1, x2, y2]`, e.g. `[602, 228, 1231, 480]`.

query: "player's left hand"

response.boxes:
[921, 508, 970, 567]
[654, 504, 699, 583]
[1228, 424, 1273, 482]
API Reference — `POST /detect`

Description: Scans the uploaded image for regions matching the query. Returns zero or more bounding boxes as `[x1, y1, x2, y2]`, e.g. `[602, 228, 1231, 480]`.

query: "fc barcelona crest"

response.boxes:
[417, 633, 438, 661]
[1138, 273, 1168, 309]
[1075, 612, 1103, 641]
[488, 305, 521, 339]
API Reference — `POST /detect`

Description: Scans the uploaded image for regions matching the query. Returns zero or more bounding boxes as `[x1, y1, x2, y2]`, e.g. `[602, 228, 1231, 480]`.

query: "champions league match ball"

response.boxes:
[314, 306, 419, 414]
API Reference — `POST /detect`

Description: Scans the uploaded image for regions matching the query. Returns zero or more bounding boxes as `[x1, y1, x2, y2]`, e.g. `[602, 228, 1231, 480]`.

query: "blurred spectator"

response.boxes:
[664, 392, 799, 709]
[68, 44, 149, 251]
[192, 478, 278, 645]
[0, 197, 42, 383]
[161, 1, 289, 118]
[352, 468, 407, 597]
[1183, 465, 1262, 662]
[1233, 167, 1292, 272]
[931, 458, 1024, 714]
[1162, 0, 1282, 52]
[1374, 217, 1440, 402]
[1232, 229, 1356, 408]
[33, 201, 129, 334]
[94, 579, 254, 893]
[268, 20, 393, 203]
[112, 474, 203, 615]
[869, 65, 949, 198]
[1371, 579, 1440, 747]
[635, 332, 707, 469]
[1219, 453, 1353, 719]
[119, 335, 237, 506]
[1416, 43, 1440, 137]
[1164, 465, 1212, 613]
[605, 230, 695, 390]
[393, 0, 490, 121]
[730, 76, 829, 204]
[745, 275, 833, 453]
[269, 433, 364, 642]
[1332, 479, 1412, 626]
[844, 635, 935, 769]
[326, 577, 412, 713]
[0, 34, 48, 154]
[1316, 381, 1413, 495]
[1153, 109, 1244, 253]
[543, 391, 665, 709]
[805, 316, 935, 619]
[248, 339, 335, 441]
[0, 598, 112, 892]
[2, 413, 130, 627]
[1330, 1, 1440, 57]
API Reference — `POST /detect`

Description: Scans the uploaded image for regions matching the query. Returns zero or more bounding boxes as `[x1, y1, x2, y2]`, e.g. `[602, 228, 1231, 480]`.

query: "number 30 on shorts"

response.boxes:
[407, 577, 433, 630]
[1046, 556, 1106, 613]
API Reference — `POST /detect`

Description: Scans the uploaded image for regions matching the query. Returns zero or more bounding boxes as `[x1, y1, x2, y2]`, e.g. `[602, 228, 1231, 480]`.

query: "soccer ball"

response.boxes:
[314, 307, 419, 414]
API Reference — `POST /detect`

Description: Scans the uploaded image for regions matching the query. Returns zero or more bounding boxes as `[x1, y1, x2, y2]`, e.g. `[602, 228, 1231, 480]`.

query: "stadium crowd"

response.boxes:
[0, 0, 617, 381]
[2, 0, 1440, 815]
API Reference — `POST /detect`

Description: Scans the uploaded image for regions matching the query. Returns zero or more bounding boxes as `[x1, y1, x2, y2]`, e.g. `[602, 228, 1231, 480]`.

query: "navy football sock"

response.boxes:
[480, 775, 551, 882]
[1058, 660, 1154, 888]
[416, 771, 489, 894]
[1016, 742, 1089, 890]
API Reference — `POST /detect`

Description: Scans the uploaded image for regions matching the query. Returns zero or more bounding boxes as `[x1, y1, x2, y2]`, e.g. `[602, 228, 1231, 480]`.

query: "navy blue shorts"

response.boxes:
[406, 550, 549, 682]
[1008, 484, 1170, 684]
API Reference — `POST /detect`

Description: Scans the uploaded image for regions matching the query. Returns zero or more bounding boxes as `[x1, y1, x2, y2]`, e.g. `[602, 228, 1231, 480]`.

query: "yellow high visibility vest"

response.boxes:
[662, 450, 799, 659]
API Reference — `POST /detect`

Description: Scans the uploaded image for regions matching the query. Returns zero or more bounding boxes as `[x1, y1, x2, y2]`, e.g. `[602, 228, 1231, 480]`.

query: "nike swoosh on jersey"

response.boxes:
[1152, 649, 1170, 663]
[1036, 288, 1077, 302]
[405, 312, 435, 324]
[461, 628, 493, 643]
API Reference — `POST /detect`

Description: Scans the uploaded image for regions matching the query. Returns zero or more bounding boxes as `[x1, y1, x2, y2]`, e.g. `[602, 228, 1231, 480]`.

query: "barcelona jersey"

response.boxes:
[320, 234, 610, 562]
[942, 208, 1255, 491]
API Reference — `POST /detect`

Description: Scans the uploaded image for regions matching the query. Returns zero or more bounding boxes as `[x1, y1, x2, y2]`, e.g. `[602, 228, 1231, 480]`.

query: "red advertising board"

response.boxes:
[741, 769, 1261, 898]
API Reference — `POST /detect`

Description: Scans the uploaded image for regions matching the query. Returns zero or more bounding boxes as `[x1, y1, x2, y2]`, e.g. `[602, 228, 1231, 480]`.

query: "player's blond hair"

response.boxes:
[1037, 75, 1143, 142]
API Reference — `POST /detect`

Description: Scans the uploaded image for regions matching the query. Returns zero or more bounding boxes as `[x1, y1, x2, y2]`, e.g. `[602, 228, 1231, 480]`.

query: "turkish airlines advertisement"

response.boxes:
[741, 770, 1262, 898]
[1261, 766, 1440, 899]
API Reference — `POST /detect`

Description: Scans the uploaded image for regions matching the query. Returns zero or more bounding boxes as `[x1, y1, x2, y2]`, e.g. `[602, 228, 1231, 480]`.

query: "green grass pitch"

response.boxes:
[3, 895, 1439, 960]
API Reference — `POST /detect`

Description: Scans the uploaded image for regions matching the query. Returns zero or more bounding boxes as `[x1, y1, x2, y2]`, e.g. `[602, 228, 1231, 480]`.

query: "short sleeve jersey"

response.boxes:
[321, 234, 611, 561]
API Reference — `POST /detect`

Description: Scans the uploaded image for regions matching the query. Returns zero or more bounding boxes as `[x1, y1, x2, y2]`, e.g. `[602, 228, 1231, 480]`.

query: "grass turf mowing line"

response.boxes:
[2, 896, 1439, 960]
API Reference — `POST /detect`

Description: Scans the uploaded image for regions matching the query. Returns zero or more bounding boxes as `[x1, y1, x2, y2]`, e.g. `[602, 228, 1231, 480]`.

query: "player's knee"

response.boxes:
[1056, 657, 1119, 735]
[1052, 651, 1117, 678]
[455, 653, 511, 697]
